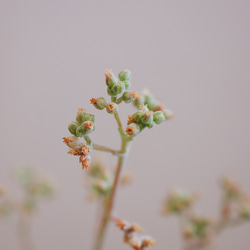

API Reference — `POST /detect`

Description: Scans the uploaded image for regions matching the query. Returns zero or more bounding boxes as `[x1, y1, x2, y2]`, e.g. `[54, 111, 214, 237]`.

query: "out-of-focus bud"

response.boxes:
[118, 70, 132, 82]
[105, 69, 119, 87]
[68, 121, 80, 136]
[90, 97, 107, 110]
[163, 189, 197, 214]
[153, 111, 166, 124]
[182, 225, 194, 239]
[128, 235, 142, 249]
[141, 111, 154, 125]
[163, 108, 174, 120]
[240, 200, 250, 219]
[112, 82, 126, 96]
[122, 91, 135, 103]
[126, 123, 140, 136]
[106, 102, 119, 114]
[0, 186, 6, 196]
[133, 94, 145, 107]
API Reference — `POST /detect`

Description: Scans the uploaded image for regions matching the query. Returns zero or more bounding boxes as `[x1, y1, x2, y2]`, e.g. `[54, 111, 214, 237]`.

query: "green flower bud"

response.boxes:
[90, 97, 107, 110]
[141, 111, 154, 125]
[118, 70, 132, 81]
[76, 121, 95, 136]
[125, 123, 140, 136]
[147, 121, 155, 129]
[153, 111, 166, 124]
[76, 109, 85, 124]
[133, 110, 144, 123]
[68, 121, 80, 136]
[107, 87, 116, 97]
[106, 102, 118, 114]
[112, 81, 125, 95]
[123, 81, 131, 90]
[83, 113, 95, 123]
[122, 91, 135, 103]
[105, 69, 118, 87]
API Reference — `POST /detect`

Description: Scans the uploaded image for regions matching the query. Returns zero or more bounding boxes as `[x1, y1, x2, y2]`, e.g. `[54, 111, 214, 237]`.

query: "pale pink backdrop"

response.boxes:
[1, 1, 250, 249]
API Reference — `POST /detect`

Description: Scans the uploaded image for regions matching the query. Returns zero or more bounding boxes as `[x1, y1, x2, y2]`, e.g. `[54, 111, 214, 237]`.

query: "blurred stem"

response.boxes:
[17, 212, 35, 250]
[92, 112, 131, 250]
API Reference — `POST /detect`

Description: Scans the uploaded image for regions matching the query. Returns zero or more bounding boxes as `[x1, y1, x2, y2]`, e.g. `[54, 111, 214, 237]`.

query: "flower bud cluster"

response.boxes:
[0, 168, 55, 216]
[125, 104, 167, 137]
[182, 214, 214, 245]
[105, 69, 132, 97]
[133, 89, 174, 120]
[115, 218, 155, 250]
[15, 167, 54, 213]
[63, 136, 91, 169]
[162, 189, 197, 215]
[68, 108, 95, 137]
[86, 161, 113, 199]
[220, 175, 250, 220]
[86, 161, 132, 200]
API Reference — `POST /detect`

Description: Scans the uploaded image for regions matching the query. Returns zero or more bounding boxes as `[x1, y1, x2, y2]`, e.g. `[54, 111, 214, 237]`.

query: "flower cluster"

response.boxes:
[105, 69, 131, 97]
[0, 167, 54, 216]
[86, 160, 132, 200]
[115, 218, 155, 250]
[90, 70, 173, 139]
[162, 189, 197, 214]
[220, 175, 250, 220]
[133, 89, 174, 120]
[163, 175, 250, 248]
[182, 214, 214, 247]
[68, 108, 95, 137]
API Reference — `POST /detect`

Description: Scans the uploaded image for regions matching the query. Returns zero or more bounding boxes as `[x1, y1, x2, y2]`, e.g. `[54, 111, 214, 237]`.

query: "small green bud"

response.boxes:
[76, 121, 95, 136]
[123, 81, 131, 90]
[68, 121, 80, 136]
[76, 109, 85, 124]
[122, 91, 135, 103]
[106, 102, 118, 114]
[112, 81, 125, 95]
[105, 69, 118, 87]
[125, 123, 140, 136]
[107, 87, 116, 96]
[147, 121, 155, 129]
[90, 97, 107, 110]
[153, 111, 166, 124]
[118, 70, 132, 81]
[83, 113, 95, 123]
[141, 111, 154, 125]
[133, 110, 144, 123]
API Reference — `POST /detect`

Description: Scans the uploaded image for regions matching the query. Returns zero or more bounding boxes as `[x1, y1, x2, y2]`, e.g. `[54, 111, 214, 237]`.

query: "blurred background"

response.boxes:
[1, 1, 250, 249]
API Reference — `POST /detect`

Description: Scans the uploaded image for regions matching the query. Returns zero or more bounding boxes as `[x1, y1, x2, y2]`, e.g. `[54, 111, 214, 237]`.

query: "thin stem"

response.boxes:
[92, 111, 131, 250]
[17, 213, 35, 250]
[114, 112, 126, 137]
[92, 144, 121, 156]
[84, 135, 92, 145]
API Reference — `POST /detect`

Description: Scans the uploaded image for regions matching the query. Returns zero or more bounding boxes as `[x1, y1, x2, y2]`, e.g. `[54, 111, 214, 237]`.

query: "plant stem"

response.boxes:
[17, 213, 35, 250]
[92, 112, 131, 250]
[92, 144, 122, 156]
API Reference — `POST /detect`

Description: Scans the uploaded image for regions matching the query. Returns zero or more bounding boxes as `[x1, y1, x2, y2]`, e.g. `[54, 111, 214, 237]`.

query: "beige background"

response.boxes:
[1, 1, 250, 249]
